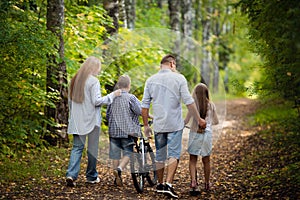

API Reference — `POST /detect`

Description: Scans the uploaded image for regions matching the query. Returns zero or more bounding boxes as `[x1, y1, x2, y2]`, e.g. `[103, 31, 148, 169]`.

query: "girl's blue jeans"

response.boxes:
[66, 126, 100, 181]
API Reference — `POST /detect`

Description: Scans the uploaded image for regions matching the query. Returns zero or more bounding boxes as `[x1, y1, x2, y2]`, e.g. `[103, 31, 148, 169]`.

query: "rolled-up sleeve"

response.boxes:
[180, 77, 194, 105]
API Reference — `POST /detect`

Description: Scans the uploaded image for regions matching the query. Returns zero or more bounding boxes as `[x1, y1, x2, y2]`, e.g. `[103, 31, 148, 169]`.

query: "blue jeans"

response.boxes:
[66, 126, 100, 181]
[154, 129, 183, 162]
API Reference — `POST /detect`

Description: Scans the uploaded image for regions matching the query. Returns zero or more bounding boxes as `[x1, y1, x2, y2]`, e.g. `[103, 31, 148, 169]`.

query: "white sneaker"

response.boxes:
[86, 177, 100, 184]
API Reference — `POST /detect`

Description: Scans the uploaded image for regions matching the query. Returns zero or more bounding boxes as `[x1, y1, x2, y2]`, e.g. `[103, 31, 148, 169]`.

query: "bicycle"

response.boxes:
[130, 121, 157, 193]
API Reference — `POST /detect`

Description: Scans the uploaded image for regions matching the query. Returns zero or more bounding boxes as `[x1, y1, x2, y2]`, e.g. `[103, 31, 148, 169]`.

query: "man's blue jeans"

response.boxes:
[66, 126, 100, 181]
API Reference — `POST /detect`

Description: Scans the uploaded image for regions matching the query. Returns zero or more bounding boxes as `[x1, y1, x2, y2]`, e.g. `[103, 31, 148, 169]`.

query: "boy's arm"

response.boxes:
[129, 95, 142, 115]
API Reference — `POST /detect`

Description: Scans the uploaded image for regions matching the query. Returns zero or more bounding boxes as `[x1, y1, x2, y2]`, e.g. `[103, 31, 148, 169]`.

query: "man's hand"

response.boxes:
[198, 118, 206, 129]
[144, 125, 153, 137]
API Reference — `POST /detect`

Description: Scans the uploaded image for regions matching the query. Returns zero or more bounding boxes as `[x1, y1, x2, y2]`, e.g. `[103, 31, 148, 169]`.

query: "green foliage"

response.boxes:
[64, 4, 112, 77]
[238, 0, 300, 102]
[0, 1, 58, 155]
[135, 0, 168, 29]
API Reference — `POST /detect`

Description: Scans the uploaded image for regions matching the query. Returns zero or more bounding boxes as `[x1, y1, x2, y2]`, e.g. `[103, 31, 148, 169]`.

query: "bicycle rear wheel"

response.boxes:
[130, 153, 144, 193]
[144, 145, 157, 186]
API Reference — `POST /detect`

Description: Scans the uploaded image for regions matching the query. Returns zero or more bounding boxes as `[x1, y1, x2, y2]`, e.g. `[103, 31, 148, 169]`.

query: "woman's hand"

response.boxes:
[113, 89, 122, 97]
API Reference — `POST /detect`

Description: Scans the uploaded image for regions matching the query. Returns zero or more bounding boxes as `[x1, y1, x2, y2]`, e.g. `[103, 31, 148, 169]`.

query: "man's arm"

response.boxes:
[141, 108, 152, 137]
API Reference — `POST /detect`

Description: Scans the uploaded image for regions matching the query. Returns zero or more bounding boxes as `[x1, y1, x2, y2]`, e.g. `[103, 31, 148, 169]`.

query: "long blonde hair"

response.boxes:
[69, 56, 101, 103]
[192, 83, 209, 119]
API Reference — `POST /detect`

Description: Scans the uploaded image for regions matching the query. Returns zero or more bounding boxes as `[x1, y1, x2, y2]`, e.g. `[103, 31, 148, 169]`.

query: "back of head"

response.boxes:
[193, 83, 209, 119]
[70, 56, 101, 103]
[79, 56, 101, 75]
[160, 54, 176, 65]
[116, 75, 131, 89]
[194, 83, 209, 100]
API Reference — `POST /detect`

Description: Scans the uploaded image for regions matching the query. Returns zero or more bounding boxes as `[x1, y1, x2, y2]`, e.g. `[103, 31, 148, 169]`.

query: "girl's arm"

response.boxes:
[184, 111, 191, 125]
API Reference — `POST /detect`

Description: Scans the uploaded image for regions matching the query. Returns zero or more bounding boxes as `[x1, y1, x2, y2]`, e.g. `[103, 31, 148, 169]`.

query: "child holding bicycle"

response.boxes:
[184, 83, 219, 195]
[106, 75, 142, 187]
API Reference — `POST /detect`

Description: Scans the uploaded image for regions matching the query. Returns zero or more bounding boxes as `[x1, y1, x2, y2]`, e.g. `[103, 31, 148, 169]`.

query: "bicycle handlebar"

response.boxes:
[140, 120, 153, 127]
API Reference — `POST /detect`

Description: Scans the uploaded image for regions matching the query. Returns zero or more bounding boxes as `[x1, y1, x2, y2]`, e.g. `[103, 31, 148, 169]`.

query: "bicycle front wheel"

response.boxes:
[144, 145, 157, 186]
[130, 153, 144, 193]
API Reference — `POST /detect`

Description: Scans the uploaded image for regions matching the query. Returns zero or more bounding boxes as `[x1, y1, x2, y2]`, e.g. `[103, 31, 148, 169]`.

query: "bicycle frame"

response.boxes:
[131, 121, 157, 193]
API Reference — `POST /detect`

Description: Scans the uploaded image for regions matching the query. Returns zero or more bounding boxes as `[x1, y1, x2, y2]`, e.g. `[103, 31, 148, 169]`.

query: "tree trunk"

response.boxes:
[46, 0, 68, 146]
[125, 0, 135, 30]
[157, 0, 162, 8]
[193, 0, 202, 84]
[201, 0, 212, 87]
[168, 0, 181, 69]
[168, 0, 180, 31]
[181, 0, 193, 62]
[212, 8, 220, 93]
[222, 6, 232, 93]
[103, 0, 119, 35]
[118, 0, 127, 28]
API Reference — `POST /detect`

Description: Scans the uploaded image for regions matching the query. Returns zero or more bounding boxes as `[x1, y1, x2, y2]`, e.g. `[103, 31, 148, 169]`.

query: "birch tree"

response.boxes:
[125, 0, 135, 29]
[119, 0, 127, 28]
[103, 0, 119, 35]
[46, 0, 68, 145]
[168, 0, 181, 69]
[212, 6, 220, 93]
[201, 0, 212, 87]
[181, 0, 193, 64]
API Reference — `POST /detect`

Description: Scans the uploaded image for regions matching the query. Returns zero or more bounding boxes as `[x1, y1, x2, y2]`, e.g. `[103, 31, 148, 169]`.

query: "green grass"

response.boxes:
[0, 147, 69, 185]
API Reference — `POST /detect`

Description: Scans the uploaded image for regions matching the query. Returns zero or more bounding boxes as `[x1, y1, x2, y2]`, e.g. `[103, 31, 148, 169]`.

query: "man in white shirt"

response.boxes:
[141, 54, 206, 198]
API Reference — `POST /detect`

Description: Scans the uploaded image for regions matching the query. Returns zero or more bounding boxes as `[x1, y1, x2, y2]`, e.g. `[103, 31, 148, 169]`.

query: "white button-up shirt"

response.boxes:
[141, 69, 194, 133]
[68, 75, 114, 135]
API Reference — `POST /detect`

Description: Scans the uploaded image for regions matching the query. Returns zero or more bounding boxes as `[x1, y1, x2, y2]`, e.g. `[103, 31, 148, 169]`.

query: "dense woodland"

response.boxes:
[0, 0, 299, 199]
[0, 0, 299, 155]
[0, 0, 255, 155]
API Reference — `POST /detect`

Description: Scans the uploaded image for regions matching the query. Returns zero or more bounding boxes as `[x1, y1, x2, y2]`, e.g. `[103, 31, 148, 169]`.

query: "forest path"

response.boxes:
[2, 98, 260, 199]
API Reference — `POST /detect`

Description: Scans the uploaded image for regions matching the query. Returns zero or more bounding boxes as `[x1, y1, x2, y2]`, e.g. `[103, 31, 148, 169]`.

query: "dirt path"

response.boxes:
[2, 98, 260, 199]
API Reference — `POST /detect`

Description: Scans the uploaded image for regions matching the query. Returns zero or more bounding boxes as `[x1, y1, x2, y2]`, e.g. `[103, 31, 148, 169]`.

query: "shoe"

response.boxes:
[86, 177, 100, 184]
[66, 176, 76, 187]
[189, 181, 200, 196]
[204, 182, 210, 190]
[156, 183, 164, 193]
[164, 184, 178, 199]
[113, 168, 123, 186]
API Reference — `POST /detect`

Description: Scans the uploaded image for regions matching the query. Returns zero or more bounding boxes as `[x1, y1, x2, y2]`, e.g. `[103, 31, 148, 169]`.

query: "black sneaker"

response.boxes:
[66, 176, 76, 187]
[156, 183, 164, 193]
[164, 184, 178, 199]
[113, 168, 123, 186]
[189, 187, 200, 196]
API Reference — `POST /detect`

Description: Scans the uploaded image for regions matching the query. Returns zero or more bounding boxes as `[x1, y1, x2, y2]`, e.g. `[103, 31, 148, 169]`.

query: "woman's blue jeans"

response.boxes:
[66, 126, 100, 181]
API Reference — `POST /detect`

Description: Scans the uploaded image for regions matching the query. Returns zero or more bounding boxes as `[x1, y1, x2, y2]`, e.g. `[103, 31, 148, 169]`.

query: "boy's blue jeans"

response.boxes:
[66, 126, 100, 181]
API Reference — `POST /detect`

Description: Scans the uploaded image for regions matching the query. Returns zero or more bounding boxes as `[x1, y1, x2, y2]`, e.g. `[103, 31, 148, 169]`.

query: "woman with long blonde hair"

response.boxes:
[66, 56, 121, 187]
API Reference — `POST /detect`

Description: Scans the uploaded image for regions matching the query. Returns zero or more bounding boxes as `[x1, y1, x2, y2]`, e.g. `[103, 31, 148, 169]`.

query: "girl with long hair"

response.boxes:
[184, 83, 219, 195]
